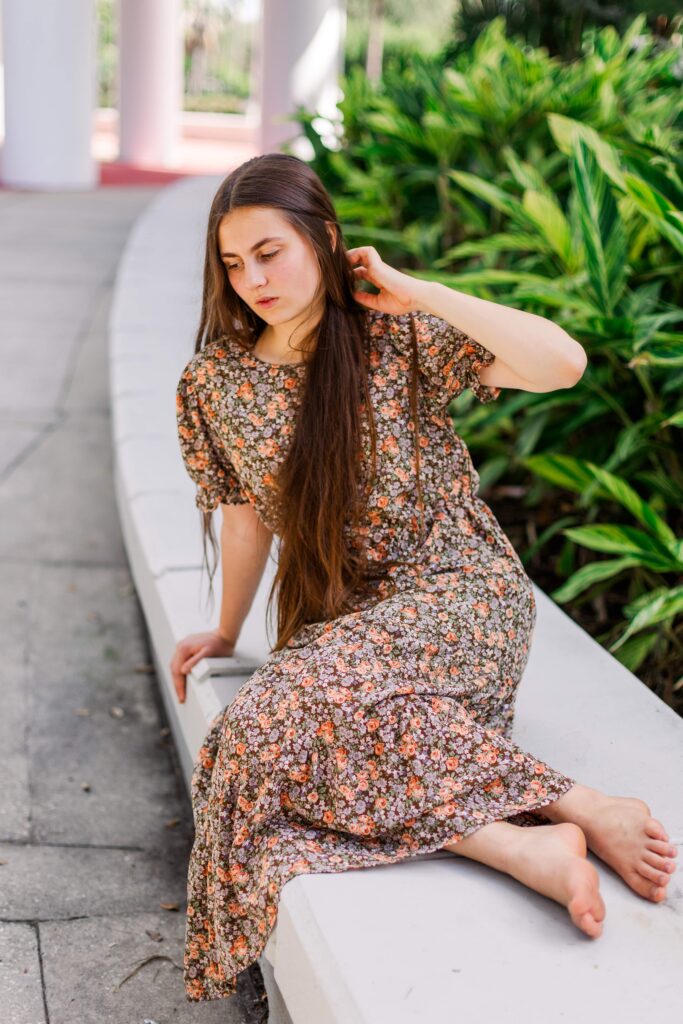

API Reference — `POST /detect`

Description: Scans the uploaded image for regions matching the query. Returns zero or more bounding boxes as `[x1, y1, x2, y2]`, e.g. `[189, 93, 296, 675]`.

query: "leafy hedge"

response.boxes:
[289, 15, 683, 710]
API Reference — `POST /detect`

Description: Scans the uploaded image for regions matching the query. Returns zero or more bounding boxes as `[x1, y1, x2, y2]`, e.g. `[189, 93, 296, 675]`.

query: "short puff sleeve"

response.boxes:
[392, 311, 501, 408]
[175, 356, 250, 513]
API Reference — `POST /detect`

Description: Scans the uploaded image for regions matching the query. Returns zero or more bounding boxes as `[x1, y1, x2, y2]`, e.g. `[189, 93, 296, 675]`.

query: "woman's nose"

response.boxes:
[245, 262, 267, 289]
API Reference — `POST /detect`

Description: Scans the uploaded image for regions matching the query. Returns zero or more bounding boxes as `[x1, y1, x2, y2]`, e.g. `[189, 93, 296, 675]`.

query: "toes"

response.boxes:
[646, 838, 677, 859]
[651, 885, 667, 902]
[579, 910, 603, 937]
[642, 850, 676, 874]
[595, 891, 607, 922]
[627, 869, 663, 901]
[637, 861, 671, 887]
[644, 817, 669, 842]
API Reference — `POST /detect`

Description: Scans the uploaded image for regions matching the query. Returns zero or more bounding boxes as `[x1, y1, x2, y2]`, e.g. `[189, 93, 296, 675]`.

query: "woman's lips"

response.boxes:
[256, 297, 278, 307]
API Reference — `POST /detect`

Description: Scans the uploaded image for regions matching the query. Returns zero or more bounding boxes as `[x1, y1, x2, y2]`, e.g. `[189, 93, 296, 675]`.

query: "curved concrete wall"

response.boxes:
[110, 174, 683, 1024]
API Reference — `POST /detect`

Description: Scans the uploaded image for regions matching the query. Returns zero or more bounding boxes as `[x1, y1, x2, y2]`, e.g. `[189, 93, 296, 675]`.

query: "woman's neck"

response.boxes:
[253, 323, 317, 366]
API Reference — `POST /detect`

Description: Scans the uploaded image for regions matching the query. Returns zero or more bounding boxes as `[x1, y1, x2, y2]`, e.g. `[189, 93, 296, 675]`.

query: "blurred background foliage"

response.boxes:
[97, 0, 256, 113]
[95, 2, 683, 709]
[291, 10, 683, 712]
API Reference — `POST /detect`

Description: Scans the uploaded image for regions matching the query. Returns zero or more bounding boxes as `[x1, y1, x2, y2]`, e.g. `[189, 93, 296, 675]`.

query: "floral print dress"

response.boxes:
[175, 308, 576, 1003]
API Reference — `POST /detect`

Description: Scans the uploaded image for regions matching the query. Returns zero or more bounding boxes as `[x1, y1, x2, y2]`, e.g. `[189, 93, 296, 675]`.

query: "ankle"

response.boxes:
[542, 784, 604, 829]
[446, 820, 526, 874]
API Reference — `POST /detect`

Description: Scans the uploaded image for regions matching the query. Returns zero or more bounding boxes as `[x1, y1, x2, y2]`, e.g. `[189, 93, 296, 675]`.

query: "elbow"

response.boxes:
[563, 338, 588, 387]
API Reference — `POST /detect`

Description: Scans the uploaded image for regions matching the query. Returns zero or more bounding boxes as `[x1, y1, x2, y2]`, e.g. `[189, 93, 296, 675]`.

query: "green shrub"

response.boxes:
[290, 15, 683, 709]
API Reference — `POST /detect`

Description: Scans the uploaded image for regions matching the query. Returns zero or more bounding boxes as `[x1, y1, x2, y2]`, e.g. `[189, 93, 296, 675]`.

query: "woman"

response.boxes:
[171, 153, 676, 1003]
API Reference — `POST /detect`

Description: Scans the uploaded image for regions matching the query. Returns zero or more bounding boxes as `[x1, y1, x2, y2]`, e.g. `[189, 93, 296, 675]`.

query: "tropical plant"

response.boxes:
[289, 14, 683, 709]
[449, 0, 683, 62]
[525, 455, 683, 677]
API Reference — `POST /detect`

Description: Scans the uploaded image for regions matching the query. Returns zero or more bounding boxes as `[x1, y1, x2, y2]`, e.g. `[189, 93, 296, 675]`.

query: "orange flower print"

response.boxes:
[230, 935, 248, 959]
[317, 720, 335, 743]
[406, 776, 425, 800]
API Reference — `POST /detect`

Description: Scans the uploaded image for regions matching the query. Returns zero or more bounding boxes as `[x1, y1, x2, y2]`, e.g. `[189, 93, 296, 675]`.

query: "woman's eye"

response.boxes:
[225, 250, 278, 272]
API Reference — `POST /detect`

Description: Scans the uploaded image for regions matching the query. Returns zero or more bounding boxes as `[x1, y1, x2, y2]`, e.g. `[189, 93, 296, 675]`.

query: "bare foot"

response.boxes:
[504, 822, 605, 938]
[447, 820, 605, 938]
[544, 784, 678, 903]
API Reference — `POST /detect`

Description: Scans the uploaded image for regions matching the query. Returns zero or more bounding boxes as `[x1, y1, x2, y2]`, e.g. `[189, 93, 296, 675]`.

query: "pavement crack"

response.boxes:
[34, 921, 51, 1024]
[0, 416, 62, 487]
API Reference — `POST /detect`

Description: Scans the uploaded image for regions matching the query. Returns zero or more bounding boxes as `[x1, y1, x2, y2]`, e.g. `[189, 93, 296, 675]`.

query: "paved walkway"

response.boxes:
[0, 188, 265, 1023]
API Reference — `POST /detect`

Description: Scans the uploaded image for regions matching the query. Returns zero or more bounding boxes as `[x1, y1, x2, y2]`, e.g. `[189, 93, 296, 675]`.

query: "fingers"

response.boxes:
[174, 674, 186, 704]
[346, 245, 377, 258]
[346, 246, 379, 267]
[353, 289, 381, 309]
[350, 257, 380, 294]
[169, 648, 184, 704]
[181, 647, 208, 675]
[169, 642, 209, 706]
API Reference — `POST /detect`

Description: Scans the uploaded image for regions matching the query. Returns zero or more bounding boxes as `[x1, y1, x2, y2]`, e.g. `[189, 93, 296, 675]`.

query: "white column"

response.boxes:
[1, 0, 97, 190]
[256, 0, 346, 157]
[118, 0, 183, 167]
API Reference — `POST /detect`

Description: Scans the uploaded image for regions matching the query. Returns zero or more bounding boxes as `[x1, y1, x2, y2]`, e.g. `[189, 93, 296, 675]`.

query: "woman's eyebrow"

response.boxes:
[220, 236, 285, 257]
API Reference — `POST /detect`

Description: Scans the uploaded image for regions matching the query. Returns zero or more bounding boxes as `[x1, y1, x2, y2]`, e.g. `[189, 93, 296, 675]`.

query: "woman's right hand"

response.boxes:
[170, 630, 235, 705]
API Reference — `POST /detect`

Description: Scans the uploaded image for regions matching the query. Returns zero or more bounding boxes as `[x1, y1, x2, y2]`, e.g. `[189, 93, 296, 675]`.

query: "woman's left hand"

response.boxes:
[346, 246, 420, 315]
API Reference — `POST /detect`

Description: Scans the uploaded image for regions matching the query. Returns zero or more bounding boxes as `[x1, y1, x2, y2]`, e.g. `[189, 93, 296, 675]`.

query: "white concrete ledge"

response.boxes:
[110, 174, 683, 1024]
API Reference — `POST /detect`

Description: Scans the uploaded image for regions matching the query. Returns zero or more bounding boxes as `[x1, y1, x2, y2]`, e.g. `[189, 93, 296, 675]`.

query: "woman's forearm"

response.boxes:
[217, 506, 273, 646]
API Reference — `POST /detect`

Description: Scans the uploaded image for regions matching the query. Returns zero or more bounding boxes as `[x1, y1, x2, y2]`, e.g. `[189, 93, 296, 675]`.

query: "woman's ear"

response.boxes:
[325, 220, 338, 253]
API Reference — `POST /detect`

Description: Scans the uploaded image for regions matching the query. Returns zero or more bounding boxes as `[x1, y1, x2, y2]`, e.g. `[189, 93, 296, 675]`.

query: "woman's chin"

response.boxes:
[254, 297, 283, 315]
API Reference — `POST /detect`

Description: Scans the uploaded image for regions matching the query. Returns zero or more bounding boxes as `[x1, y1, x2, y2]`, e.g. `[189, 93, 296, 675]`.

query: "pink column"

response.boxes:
[118, 0, 183, 167]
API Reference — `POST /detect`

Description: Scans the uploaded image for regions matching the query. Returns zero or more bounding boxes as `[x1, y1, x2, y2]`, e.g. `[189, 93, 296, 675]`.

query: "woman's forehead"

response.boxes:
[218, 206, 291, 245]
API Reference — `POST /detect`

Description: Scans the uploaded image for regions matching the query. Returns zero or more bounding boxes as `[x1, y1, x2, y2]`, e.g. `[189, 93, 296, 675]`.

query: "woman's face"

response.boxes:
[218, 206, 326, 327]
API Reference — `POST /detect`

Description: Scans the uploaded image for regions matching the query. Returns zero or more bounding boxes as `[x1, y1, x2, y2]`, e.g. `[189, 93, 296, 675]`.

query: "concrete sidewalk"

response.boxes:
[0, 188, 265, 1023]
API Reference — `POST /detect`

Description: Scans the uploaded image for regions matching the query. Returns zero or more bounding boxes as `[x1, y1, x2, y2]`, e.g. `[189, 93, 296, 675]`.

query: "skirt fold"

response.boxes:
[183, 686, 575, 1002]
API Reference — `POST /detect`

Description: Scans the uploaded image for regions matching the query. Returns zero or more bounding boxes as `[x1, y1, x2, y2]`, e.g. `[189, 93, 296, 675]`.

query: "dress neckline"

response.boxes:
[246, 350, 308, 369]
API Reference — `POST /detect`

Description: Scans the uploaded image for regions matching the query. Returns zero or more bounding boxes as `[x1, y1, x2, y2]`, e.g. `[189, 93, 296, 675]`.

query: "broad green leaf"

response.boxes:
[522, 190, 572, 266]
[611, 585, 683, 650]
[511, 284, 601, 316]
[570, 140, 628, 316]
[561, 525, 676, 570]
[528, 456, 679, 557]
[448, 171, 536, 229]
[581, 464, 679, 549]
[546, 113, 627, 191]
[623, 585, 670, 621]
[623, 173, 676, 216]
[437, 233, 549, 262]
[523, 454, 599, 493]
[551, 556, 643, 603]
[624, 176, 683, 256]
[409, 268, 558, 289]
[610, 630, 661, 672]
[621, 155, 683, 210]
[502, 147, 555, 194]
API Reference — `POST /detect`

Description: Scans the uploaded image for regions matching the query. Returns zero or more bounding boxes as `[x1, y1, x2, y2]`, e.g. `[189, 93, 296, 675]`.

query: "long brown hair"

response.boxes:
[192, 153, 424, 651]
